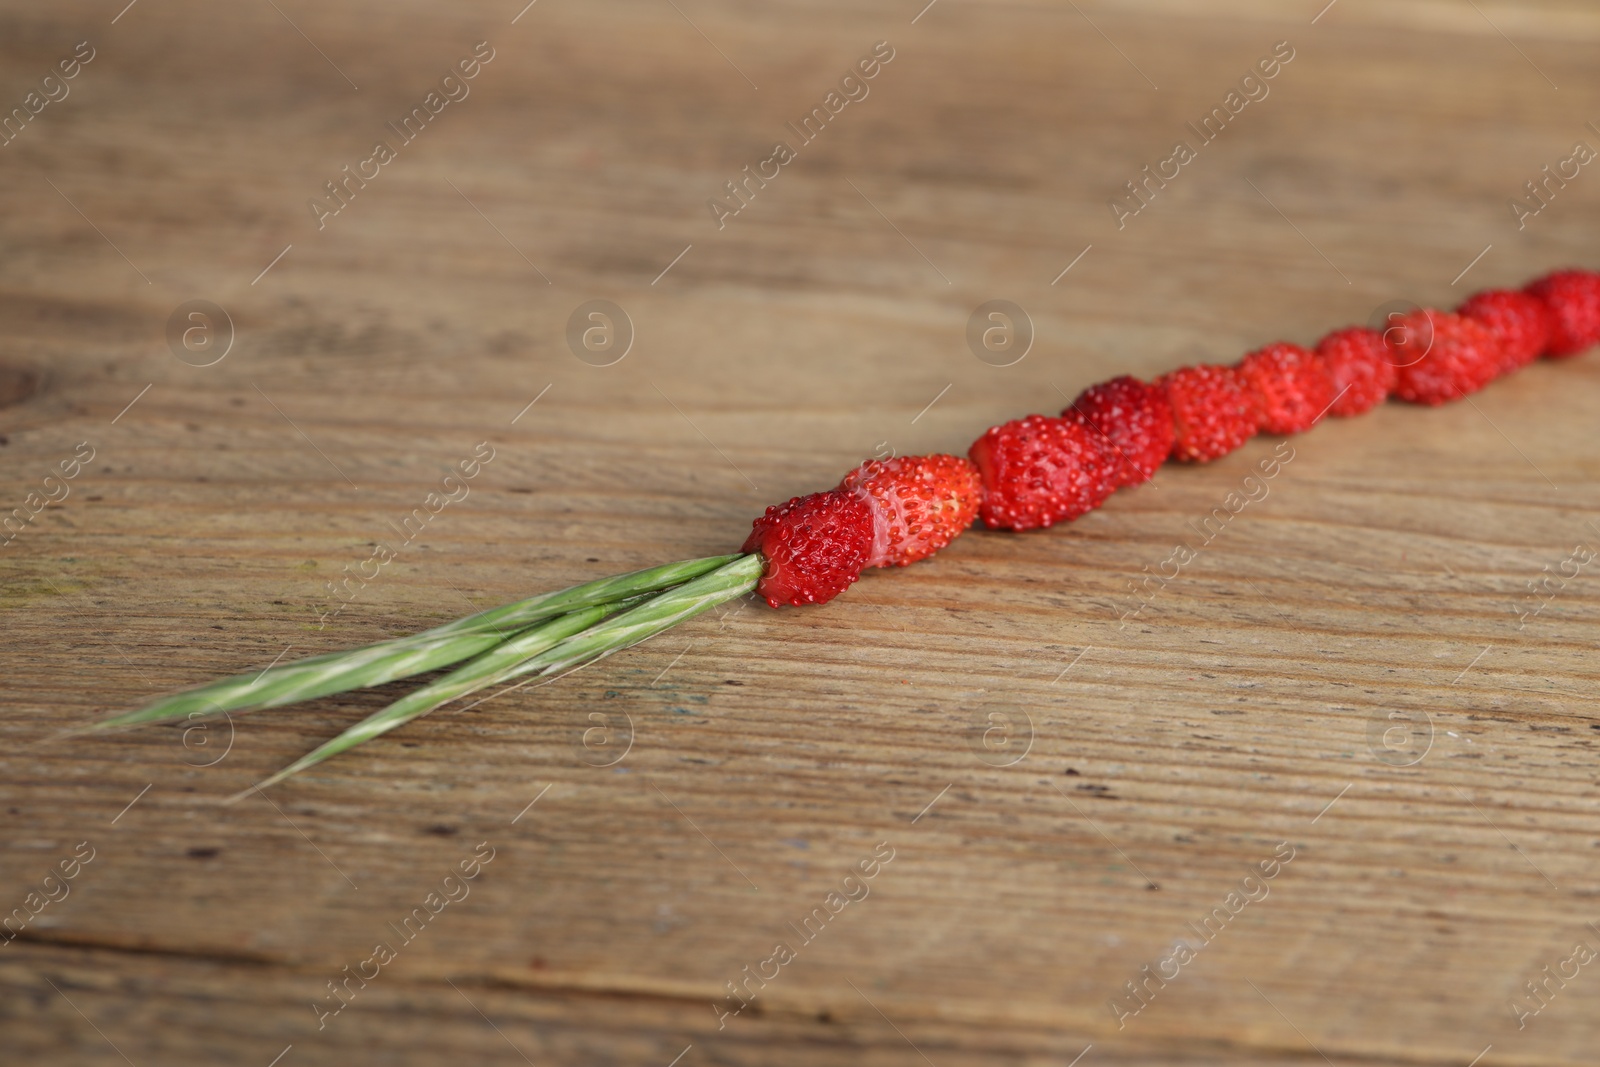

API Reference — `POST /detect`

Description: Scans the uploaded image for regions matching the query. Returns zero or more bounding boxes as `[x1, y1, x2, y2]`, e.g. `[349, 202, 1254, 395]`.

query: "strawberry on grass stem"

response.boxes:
[968, 414, 1117, 531]
[1459, 288, 1551, 374]
[741, 490, 874, 607]
[1157, 364, 1260, 462]
[1387, 309, 1500, 406]
[1236, 342, 1335, 435]
[839, 453, 982, 568]
[1314, 327, 1394, 416]
[1061, 375, 1174, 488]
[1525, 269, 1600, 357]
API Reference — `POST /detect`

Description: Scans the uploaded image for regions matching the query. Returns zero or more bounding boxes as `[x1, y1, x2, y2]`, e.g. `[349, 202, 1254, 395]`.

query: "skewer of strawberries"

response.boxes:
[80, 268, 1600, 793]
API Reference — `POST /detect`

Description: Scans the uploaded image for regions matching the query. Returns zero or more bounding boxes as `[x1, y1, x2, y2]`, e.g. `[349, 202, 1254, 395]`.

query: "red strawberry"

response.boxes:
[741, 491, 873, 607]
[968, 415, 1116, 531]
[839, 453, 982, 567]
[1157, 365, 1260, 462]
[1060, 375, 1174, 488]
[1236, 342, 1335, 434]
[1314, 327, 1395, 416]
[1387, 310, 1500, 406]
[1458, 288, 1551, 374]
[1525, 269, 1600, 357]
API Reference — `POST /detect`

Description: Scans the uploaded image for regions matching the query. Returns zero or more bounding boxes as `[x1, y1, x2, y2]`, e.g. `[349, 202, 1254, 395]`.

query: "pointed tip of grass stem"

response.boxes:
[232, 737, 356, 800]
[29, 720, 111, 749]
[221, 783, 258, 806]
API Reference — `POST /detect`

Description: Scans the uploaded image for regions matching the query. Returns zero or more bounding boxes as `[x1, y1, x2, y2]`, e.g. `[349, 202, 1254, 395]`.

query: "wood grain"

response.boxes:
[3, 1, 1599, 1064]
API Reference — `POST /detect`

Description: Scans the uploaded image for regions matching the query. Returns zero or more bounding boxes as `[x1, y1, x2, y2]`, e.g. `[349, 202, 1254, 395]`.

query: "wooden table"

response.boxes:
[3, 1, 1598, 1063]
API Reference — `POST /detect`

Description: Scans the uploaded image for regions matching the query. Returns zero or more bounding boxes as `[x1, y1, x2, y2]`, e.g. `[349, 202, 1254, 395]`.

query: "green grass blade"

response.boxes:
[86, 555, 742, 732]
[401, 554, 744, 641]
[238, 554, 763, 796]
[527, 552, 763, 676]
[230, 600, 630, 800]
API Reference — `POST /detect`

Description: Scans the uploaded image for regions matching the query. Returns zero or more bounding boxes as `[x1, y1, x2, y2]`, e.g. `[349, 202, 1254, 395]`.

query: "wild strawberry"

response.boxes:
[1060, 375, 1174, 488]
[1525, 269, 1600, 357]
[1458, 288, 1551, 375]
[968, 415, 1116, 531]
[1314, 327, 1395, 416]
[838, 453, 982, 568]
[1157, 364, 1260, 462]
[1387, 309, 1500, 406]
[1236, 342, 1335, 434]
[741, 491, 873, 608]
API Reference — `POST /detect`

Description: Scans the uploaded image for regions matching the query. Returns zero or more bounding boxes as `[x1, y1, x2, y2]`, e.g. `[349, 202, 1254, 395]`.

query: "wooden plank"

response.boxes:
[2, 1, 1598, 1064]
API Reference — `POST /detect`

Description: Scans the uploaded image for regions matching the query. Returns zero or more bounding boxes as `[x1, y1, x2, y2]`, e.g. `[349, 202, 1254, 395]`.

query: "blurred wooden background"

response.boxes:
[2, 1, 1599, 1063]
